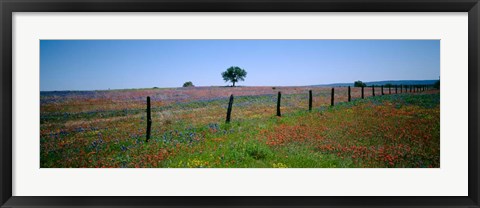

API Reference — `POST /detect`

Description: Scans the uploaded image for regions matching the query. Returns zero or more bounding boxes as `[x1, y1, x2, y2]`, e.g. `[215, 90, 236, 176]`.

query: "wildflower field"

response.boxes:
[40, 86, 440, 168]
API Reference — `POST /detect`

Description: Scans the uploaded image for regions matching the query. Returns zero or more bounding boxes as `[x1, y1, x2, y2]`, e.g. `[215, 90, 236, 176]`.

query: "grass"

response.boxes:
[40, 87, 440, 168]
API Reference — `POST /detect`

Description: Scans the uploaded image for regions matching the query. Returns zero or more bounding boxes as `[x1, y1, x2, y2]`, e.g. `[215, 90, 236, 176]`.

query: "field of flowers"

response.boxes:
[40, 86, 440, 168]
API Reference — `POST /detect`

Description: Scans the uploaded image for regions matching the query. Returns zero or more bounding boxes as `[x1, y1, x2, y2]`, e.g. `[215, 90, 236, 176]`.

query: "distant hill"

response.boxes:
[315, 80, 438, 87]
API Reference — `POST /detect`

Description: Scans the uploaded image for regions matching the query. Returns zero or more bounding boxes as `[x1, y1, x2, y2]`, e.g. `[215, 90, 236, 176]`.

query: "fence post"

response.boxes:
[309, 90, 313, 111]
[348, 86, 351, 102]
[389, 86, 391, 94]
[372, 85, 375, 97]
[381, 85, 384, 95]
[277, 91, 281, 117]
[395, 85, 398, 94]
[146, 96, 152, 142]
[400, 85, 403, 93]
[226, 94, 234, 123]
[361, 86, 364, 99]
[331, 88, 334, 106]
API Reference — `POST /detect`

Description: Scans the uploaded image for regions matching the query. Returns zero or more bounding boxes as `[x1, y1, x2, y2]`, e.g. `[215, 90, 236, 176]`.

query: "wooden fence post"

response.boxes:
[277, 91, 281, 117]
[381, 85, 384, 95]
[361, 86, 364, 99]
[331, 88, 334, 106]
[226, 94, 234, 123]
[389, 86, 391, 94]
[309, 90, 312, 111]
[395, 85, 398, 94]
[146, 96, 152, 142]
[348, 86, 351, 102]
[372, 85, 375, 97]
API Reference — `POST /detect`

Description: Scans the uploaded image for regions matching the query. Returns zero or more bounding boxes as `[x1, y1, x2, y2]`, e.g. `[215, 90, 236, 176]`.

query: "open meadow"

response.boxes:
[40, 86, 440, 168]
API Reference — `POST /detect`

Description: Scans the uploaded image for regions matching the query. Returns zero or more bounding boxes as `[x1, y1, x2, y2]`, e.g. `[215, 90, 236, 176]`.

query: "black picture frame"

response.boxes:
[1, 0, 479, 207]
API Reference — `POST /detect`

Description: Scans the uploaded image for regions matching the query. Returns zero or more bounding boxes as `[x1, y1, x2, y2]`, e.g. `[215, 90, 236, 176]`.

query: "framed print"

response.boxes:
[1, 0, 479, 207]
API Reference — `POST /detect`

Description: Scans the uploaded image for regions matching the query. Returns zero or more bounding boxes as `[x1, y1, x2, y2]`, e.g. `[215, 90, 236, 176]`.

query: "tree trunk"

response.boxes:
[232, 82, 236, 87]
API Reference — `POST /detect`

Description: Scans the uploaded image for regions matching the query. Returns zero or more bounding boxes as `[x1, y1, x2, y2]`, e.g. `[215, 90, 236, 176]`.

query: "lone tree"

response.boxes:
[183, 81, 194, 87]
[221, 66, 247, 87]
[354, 80, 367, 87]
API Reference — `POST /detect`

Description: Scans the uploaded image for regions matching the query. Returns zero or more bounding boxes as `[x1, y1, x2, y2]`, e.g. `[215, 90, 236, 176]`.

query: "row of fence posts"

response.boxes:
[145, 84, 433, 141]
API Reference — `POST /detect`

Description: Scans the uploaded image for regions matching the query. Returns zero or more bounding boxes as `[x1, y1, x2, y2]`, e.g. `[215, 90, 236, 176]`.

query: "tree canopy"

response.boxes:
[221, 66, 247, 87]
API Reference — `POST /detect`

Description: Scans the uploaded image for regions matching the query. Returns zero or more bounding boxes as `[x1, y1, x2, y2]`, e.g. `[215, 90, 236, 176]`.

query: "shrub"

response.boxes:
[183, 81, 194, 87]
[354, 80, 367, 87]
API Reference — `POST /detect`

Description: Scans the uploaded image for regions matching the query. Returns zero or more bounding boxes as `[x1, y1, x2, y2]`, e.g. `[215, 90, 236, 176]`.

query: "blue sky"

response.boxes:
[40, 40, 440, 91]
